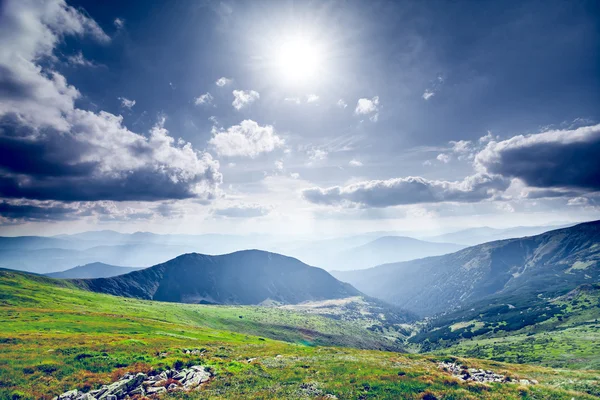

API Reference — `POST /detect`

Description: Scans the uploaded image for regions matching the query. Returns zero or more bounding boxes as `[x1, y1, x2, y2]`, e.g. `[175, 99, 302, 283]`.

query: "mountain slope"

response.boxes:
[45, 262, 142, 279]
[329, 236, 465, 271]
[423, 224, 574, 246]
[75, 250, 362, 305]
[333, 220, 600, 316]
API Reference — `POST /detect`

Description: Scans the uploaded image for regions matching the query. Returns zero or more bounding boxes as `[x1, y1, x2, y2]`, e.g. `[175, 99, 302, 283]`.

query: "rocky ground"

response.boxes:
[438, 362, 538, 385]
[53, 365, 212, 399]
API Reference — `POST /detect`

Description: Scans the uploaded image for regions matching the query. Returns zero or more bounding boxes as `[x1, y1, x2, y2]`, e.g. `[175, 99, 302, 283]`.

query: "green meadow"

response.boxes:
[1, 270, 599, 399]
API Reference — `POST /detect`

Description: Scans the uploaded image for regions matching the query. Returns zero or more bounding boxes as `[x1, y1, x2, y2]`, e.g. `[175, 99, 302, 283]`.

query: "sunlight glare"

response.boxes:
[276, 36, 320, 83]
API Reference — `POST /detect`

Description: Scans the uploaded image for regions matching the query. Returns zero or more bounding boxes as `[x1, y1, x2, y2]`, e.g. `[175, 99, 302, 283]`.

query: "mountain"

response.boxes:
[333, 220, 600, 316]
[327, 236, 465, 271]
[74, 250, 362, 305]
[45, 262, 142, 279]
[0, 236, 81, 250]
[423, 223, 575, 246]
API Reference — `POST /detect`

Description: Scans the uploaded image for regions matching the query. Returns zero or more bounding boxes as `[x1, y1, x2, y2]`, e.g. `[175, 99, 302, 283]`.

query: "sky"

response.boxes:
[0, 0, 599, 236]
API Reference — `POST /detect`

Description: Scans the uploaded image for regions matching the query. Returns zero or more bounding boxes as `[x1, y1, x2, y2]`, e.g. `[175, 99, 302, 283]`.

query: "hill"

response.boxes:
[424, 283, 600, 370]
[74, 250, 364, 305]
[329, 236, 465, 271]
[1, 269, 598, 399]
[333, 220, 600, 317]
[45, 262, 142, 279]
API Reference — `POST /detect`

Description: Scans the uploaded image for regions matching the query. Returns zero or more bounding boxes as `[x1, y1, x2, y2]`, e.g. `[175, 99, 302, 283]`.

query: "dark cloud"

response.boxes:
[0, 200, 162, 225]
[476, 124, 600, 191]
[0, 0, 222, 204]
[302, 173, 508, 208]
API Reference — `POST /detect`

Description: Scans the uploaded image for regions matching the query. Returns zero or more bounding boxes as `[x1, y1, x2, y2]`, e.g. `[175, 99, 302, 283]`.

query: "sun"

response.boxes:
[275, 36, 321, 83]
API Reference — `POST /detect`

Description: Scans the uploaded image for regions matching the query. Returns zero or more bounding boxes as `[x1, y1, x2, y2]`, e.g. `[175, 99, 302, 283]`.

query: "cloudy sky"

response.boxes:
[0, 0, 599, 236]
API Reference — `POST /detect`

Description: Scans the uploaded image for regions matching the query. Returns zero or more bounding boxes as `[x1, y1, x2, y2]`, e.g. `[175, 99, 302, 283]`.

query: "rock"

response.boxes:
[167, 383, 178, 391]
[173, 370, 187, 380]
[59, 389, 78, 399]
[75, 394, 96, 400]
[129, 386, 144, 396]
[159, 371, 168, 380]
[146, 386, 166, 394]
[247, 357, 257, 363]
[183, 368, 211, 388]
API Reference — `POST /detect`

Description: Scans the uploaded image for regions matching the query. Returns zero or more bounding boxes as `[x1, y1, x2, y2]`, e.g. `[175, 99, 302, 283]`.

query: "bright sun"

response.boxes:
[275, 36, 321, 83]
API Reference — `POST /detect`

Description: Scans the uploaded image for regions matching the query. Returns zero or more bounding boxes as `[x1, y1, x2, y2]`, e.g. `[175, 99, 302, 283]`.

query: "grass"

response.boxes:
[1, 271, 599, 399]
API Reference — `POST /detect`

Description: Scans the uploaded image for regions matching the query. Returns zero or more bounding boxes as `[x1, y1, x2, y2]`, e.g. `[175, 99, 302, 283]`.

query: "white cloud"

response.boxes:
[307, 148, 328, 162]
[290, 172, 300, 179]
[67, 51, 98, 67]
[355, 96, 379, 115]
[422, 89, 435, 100]
[306, 94, 319, 103]
[436, 153, 451, 163]
[349, 159, 363, 167]
[232, 89, 259, 110]
[274, 159, 284, 171]
[118, 97, 136, 109]
[209, 120, 284, 158]
[194, 92, 213, 106]
[355, 96, 379, 122]
[215, 77, 232, 87]
[337, 99, 348, 109]
[285, 97, 301, 104]
[114, 18, 125, 28]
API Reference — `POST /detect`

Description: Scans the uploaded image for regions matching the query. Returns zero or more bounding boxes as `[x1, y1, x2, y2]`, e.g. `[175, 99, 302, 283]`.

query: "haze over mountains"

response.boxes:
[0, 224, 565, 274]
[333, 221, 600, 316]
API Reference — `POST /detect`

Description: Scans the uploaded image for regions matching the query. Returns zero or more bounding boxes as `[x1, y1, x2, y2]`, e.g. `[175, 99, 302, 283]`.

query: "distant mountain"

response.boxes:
[327, 236, 466, 271]
[74, 250, 362, 305]
[45, 262, 142, 279]
[333, 220, 600, 316]
[423, 223, 574, 246]
[0, 236, 81, 250]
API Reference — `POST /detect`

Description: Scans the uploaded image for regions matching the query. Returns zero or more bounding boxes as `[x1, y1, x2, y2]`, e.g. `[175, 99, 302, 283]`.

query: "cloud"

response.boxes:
[118, 97, 136, 109]
[290, 172, 300, 179]
[194, 92, 213, 106]
[274, 160, 284, 171]
[284, 97, 301, 104]
[355, 96, 379, 115]
[355, 96, 379, 122]
[302, 173, 508, 208]
[307, 148, 328, 162]
[0, 1, 223, 204]
[337, 99, 348, 109]
[422, 74, 444, 100]
[306, 94, 319, 103]
[0, 199, 168, 225]
[475, 124, 600, 191]
[436, 153, 451, 163]
[215, 77, 232, 87]
[232, 89, 259, 110]
[114, 18, 125, 28]
[209, 120, 284, 157]
[66, 51, 99, 68]
[349, 159, 363, 167]
[213, 204, 270, 218]
[422, 90, 435, 100]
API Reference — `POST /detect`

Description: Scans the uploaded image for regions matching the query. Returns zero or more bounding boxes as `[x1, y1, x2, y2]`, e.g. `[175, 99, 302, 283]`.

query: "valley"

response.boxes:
[1, 221, 600, 399]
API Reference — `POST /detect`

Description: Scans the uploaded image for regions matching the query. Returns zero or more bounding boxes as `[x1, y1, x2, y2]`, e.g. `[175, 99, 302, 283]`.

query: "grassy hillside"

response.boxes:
[1, 271, 599, 399]
[431, 284, 600, 371]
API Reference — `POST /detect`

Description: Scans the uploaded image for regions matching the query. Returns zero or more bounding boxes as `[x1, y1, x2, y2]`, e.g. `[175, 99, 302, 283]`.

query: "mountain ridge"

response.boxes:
[74, 250, 364, 306]
[333, 220, 600, 316]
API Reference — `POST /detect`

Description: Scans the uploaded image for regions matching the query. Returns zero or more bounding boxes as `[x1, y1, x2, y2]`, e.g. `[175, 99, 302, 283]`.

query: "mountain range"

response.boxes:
[333, 220, 600, 316]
